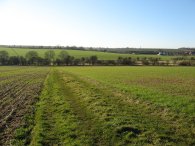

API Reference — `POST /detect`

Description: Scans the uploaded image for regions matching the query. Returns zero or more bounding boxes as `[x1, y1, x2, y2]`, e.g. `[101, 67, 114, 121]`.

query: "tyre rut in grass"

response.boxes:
[31, 70, 106, 146]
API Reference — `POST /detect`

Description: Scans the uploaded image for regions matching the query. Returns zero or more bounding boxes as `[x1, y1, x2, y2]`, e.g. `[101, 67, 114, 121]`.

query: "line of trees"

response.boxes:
[0, 50, 100, 66]
[0, 50, 195, 66]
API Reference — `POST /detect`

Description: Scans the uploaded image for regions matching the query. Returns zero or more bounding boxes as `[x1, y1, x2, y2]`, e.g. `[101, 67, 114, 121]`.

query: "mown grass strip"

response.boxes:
[30, 69, 106, 145]
[31, 70, 78, 145]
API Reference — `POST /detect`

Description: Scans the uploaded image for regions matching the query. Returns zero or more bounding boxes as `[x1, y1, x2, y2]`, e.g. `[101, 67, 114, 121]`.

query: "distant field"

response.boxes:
[0, 66, 195, 145]
[0, 47, 180, 60]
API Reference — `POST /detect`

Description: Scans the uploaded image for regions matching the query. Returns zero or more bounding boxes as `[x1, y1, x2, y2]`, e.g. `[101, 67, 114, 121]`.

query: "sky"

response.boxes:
[0, 0, 195, 48]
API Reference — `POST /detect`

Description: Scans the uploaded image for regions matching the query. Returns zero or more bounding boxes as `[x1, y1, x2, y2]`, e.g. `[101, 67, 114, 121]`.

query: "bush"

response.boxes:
[178, 61, 191, 66]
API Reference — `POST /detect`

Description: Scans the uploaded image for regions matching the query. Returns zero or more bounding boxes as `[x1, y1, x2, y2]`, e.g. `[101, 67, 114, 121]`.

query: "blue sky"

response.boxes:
[0, 0, 194, 48]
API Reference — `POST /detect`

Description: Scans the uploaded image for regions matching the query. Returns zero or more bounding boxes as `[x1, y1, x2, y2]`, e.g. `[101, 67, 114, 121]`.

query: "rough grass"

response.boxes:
[61, 67, 195, 116]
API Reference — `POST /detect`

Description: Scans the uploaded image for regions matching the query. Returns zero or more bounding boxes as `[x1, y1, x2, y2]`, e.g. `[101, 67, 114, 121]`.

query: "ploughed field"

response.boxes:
[0, 67, 49, 145]
[0, 66, 195, 145]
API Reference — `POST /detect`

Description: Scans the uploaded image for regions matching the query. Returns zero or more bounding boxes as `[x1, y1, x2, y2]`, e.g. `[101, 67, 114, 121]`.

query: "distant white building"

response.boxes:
[157, 52, 166, 55]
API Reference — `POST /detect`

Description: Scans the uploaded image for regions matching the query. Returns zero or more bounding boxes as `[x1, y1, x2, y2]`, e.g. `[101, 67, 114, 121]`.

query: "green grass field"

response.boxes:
[0, 47, 178, 60]
[0, 66, 195, 145]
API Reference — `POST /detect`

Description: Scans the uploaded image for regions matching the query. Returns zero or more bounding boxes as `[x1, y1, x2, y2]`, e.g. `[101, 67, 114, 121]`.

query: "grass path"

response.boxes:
[30, 68, 195, 146]
[30, 69, 81, 145]
[30, 69, 108, 145]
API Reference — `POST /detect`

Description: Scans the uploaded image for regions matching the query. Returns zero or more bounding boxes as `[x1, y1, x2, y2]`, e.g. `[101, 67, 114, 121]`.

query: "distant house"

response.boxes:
[184, 51, 193, 55]
[189, 51, 192, 55]
[157, 52, 166, 55]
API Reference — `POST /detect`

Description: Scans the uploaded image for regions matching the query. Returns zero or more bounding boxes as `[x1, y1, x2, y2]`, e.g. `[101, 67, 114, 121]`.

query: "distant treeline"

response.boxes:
[1, 45, 86, 50]
[0, 50, 195, 66]
[1, 45, 195, 56]
[96, 47, 195, 55]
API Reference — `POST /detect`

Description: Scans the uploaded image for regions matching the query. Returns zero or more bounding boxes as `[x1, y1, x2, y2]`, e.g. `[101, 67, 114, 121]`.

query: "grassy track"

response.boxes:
[29, 67, 195, 145]
[31, 69, 107, 145]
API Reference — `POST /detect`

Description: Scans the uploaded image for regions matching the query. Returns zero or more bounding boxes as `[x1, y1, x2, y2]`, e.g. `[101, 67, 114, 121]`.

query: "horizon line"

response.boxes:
[1, 44, 195, 50]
